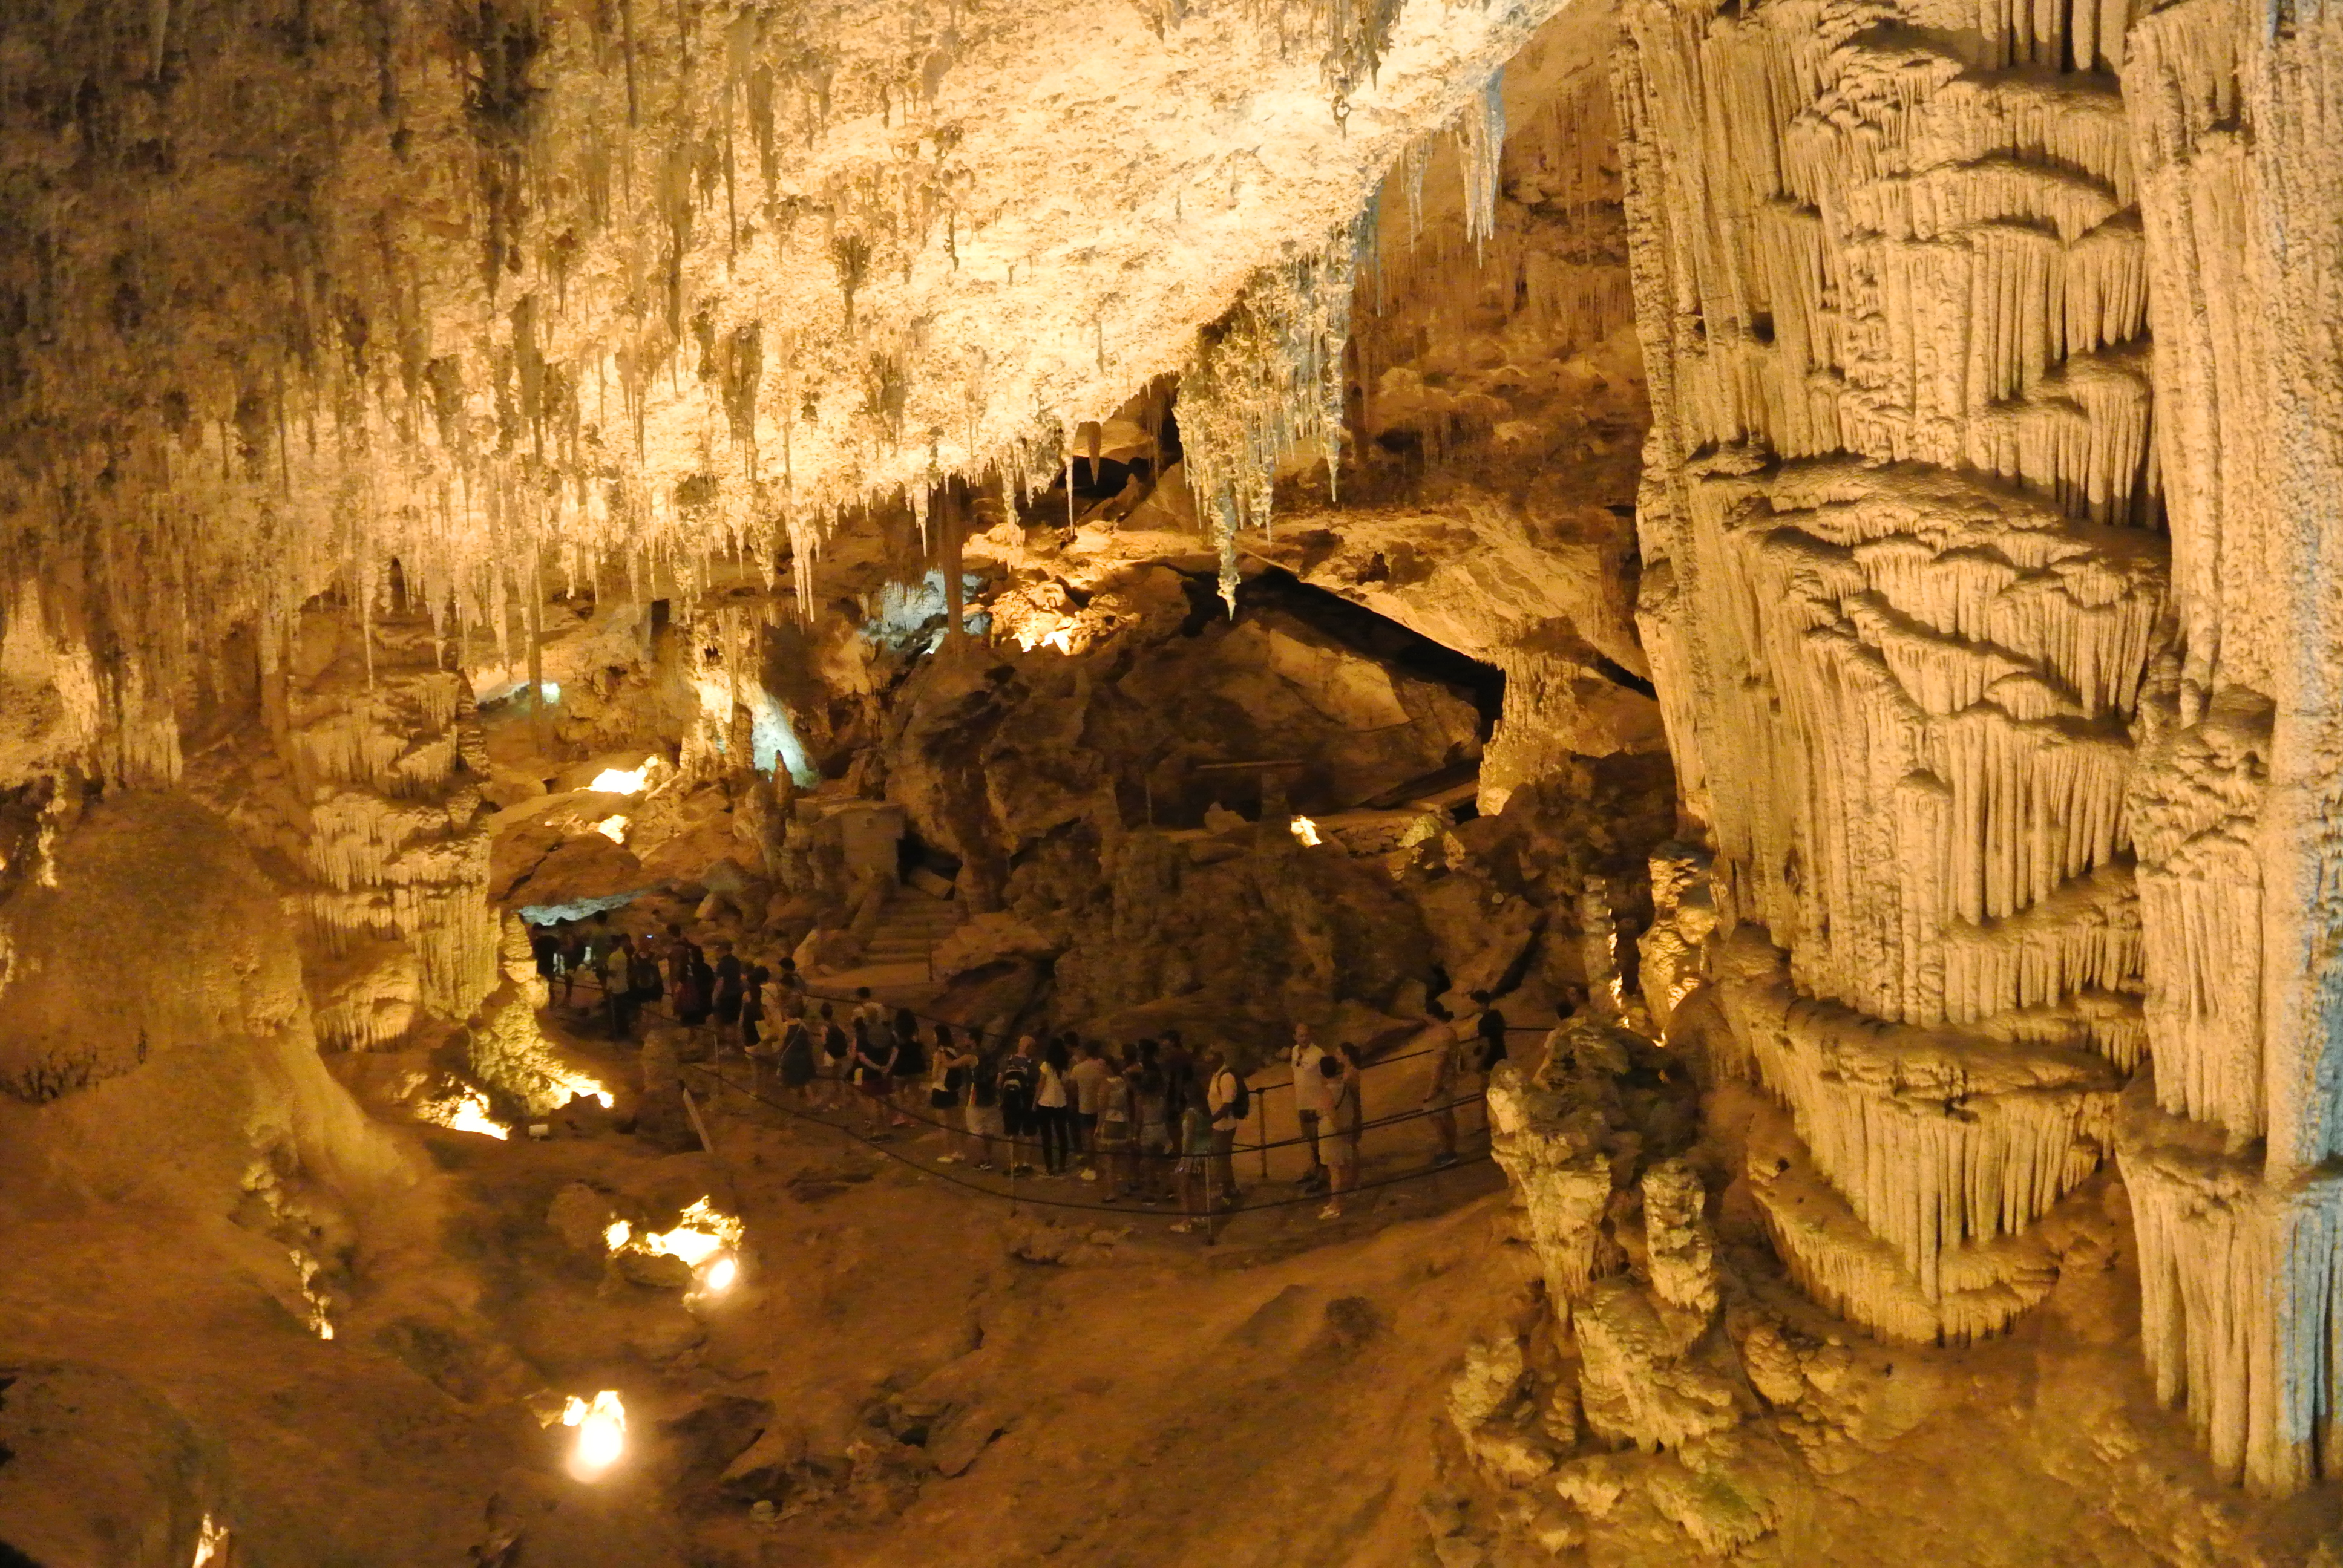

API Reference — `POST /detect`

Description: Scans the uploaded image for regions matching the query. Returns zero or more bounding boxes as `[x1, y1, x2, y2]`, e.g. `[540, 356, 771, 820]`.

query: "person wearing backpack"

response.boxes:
[997, 1036, 1041, 1177]
[853, 1016, 897, 1136]
[891, 1007, 927, 1130]
[818, 1003, 851, 1111]
[777, 1013, 816, 1104]
[1205, 1047, 1248, 1209]
[928, 1024, 969, 1162]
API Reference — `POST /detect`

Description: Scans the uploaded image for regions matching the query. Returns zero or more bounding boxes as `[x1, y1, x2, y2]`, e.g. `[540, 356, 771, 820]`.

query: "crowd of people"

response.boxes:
[530, 915, 1505, 1234]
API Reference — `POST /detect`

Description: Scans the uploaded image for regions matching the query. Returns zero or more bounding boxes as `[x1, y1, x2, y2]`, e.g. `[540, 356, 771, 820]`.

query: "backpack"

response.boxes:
[1222, 1070, 1250, 1122]
[998, 1057, 1037, 1112]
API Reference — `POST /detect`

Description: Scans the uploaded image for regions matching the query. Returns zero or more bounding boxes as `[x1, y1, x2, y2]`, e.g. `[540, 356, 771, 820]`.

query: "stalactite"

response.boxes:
[1723, 936, 2120, 1302]
[1458, 70, 1505, 253]
[1178, 225, 1360, 605]
[0, 0, 1553, 785]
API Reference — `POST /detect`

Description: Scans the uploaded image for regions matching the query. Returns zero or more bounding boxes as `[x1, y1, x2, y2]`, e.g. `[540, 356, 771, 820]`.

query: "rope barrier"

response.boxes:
[696, 1061, 1498, 1218]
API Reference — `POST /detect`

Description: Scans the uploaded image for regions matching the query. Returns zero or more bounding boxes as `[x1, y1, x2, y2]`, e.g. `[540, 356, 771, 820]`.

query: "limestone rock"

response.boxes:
[1572, 1276, 1740, 1453]
[1639, 1160, 1717, 1318]
[1448, 1335, 1527, 1436]
[932, 912, 1061, 978]
[547, 1183, 616, 1255]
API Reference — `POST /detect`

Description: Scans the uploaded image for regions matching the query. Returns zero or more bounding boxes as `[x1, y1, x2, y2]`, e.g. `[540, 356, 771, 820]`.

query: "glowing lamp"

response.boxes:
[593, 815, 629, 844]
[563, 1390, 628, 1477]
[445, 1094, 510, 1140]
[549, 1068, 617, 1109]
[1289, 815, 1322, 846]
[701, 1255, 739, 1293]
[588, 757, 660, 795]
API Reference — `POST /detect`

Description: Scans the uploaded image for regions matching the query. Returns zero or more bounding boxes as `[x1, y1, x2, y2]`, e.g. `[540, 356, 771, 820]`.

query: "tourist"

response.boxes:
[997, 1036, 1041, 1177]
[712, 949, 746, 1043]
[1472, 988, 1510, 1073]
[664, 921, 694, 979]
[852, 1016, 897, 1135]
[642, 934, 672, 1025]
[928, 1024, 969, 1163]
[738, 963, 768, 1059]
[818, 1002, 850, 1109]
[777, 1013, 816, 1104]
[1204, 1047, 1247, 1208]
[963, 1034, 1004, 1171]
[1289, 1022, 1329, 1193]
[1132, 1052, 1171, 1204]
[853, 985, 886, 1037]
[1036, 1037, 1073, 1177]
[1069, 1039, 1111, 1181]
[1319, 1054, 1359, 1220]
[890, 1008, 926, 1129]
[555, 926, 586, 1005]
[600, 933, 637, 1039]
[1169, 1063, 1216, 1240]
[529, 924, 559, 982]
[1096, 1053, 1135, 1200]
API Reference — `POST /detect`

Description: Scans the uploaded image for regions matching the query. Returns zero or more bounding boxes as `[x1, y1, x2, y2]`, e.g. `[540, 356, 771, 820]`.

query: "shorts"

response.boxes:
[930, 1089, 962, 1112]
[1096, 1120, 1133, 1149]
[966, 1102, 1004, 1138]
[859, 1073, 891, 1099]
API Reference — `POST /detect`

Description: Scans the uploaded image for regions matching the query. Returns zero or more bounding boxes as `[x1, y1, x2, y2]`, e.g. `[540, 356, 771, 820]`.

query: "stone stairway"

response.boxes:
[833, 884, 962, 991]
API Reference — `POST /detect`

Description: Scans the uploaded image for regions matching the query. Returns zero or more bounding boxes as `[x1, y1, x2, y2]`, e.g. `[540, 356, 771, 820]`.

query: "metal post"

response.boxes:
[1256, 1077, 1270, 1183]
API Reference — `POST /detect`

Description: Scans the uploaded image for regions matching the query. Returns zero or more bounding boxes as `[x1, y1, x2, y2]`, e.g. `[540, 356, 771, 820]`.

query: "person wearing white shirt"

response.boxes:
[1289, 1024, 1329, 1193]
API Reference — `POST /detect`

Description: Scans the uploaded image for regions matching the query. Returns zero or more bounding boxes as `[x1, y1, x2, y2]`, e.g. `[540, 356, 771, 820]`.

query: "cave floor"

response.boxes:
[6, 1056, 2339, 1566]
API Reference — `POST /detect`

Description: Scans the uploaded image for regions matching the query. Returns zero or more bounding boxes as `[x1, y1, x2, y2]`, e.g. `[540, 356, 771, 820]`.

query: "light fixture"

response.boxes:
[563, 1390, 627, 1478]
[603, 1199, 747, 1286]
[593, 815, 629, 844]
[588, 756, 661, 795]
[548, 1067, 616, 1109]
[444, 1093, 511, 1140]
[1289, 815, 1322, 846]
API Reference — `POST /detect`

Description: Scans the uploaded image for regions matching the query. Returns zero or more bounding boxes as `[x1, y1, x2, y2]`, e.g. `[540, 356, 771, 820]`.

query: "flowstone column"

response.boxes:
[1616, 0, 2165, 1341]
[2114, 0, 2343, 1495]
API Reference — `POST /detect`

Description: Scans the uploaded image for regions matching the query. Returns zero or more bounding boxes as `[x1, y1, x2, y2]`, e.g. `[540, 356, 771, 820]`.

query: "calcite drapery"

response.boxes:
[1617, 0, 2164, 1342]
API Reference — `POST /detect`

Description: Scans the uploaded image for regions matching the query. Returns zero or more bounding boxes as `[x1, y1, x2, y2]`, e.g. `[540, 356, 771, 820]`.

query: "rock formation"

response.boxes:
[10, 0, 2343, 1553]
